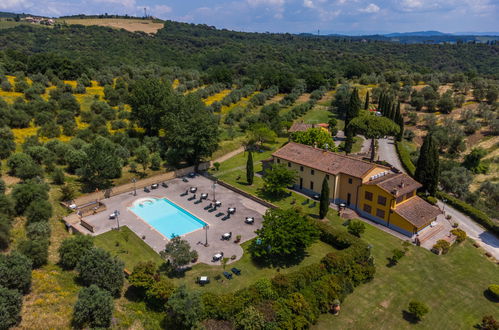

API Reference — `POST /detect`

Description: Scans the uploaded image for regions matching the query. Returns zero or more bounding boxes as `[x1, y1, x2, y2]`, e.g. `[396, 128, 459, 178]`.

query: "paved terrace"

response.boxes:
[71, 176, 267, 265]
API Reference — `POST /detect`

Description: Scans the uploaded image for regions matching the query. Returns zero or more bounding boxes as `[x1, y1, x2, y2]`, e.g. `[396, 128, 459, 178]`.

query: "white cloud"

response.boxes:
[400, 0, 424, 10]
[247, 0, 285, 6]
[359, 3, 380, 13]
[153, 5, 172, 15]
[91, 0, 136, 9]
[0, 0, 32, 10]
[303, 0, 314, 9]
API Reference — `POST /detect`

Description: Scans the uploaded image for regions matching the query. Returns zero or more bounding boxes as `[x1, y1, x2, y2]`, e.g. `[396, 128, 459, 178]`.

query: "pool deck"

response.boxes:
[74, 175, 267, 265]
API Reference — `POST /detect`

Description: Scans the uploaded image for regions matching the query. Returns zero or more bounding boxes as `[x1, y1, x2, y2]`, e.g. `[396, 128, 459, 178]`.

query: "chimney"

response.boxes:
[400, 181, 405, 188]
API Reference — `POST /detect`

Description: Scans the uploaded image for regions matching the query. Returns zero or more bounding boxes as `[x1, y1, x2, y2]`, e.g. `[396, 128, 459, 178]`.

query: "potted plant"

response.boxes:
[235, 235, 242, 243]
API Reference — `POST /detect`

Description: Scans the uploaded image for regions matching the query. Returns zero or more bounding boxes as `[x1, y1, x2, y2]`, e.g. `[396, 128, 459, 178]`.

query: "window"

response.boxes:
[396, 195, 404, 204]
[406, 191, 415, 199]
[276, 159, 280, 164]
[363, 204, 372, 213]
[288, 162, 291, 167]
[326, 175, 329, 180]
[377, 195, 387, 206]
[376, 209, 385, 219]
[310, 181, 314, 190]
[365, 191, 373, 201]
[348, 178, 353, 184]
[311, 169, 315, 175]
[300, 166, 304, 172]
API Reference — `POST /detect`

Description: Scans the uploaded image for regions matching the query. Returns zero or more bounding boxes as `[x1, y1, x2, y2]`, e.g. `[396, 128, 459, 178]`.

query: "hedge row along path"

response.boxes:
[377, 137, 499, 260]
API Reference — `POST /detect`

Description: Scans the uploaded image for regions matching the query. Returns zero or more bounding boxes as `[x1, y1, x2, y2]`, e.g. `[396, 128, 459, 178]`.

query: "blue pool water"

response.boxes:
[130, 198, 206, 238]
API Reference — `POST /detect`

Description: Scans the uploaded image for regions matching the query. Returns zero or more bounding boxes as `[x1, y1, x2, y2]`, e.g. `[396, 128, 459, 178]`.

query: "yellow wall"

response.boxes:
[359, 184, 393, 222]
[394, 190, 417, 206]
[273, 158, 337, 198]
[390, 212, 417, 233]
[337, 174, 361, 206]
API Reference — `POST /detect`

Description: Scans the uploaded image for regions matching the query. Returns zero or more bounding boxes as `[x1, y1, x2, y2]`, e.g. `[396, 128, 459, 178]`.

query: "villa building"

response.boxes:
[266, 142, 441, 237]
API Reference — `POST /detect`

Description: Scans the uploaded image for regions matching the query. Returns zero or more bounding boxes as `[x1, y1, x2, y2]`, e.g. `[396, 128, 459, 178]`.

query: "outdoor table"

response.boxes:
[69, 204, 77, 209]
[201, 193, 208, 199]
[213, 253, 223, 261]
[215, 200, 222, 207]
[190, 187, 197, 193]
[109, 213, 116, 219]
[228, 207, 236, 214]
[245, 217, 254, 224]
[222, 233, 231, 239]
[151, 183, 159, 189]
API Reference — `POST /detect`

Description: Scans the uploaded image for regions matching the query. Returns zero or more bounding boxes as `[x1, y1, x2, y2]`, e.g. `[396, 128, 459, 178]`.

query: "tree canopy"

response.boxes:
[291, 128, 337, 151]
[250, 208, 319, 263]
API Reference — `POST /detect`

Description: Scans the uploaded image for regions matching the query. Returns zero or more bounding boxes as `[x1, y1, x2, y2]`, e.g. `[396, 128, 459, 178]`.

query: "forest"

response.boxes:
[0, 19, 497, 329]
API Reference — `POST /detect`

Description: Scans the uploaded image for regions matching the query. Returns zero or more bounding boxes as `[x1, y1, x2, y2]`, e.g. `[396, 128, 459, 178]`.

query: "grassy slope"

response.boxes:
[94, 226, 164, 270]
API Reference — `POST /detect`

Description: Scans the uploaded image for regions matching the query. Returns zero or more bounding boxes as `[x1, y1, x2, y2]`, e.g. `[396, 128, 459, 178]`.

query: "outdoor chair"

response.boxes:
[231, 267, 241, 276]
[182, 177, 189, 182]
[161, 182, 168, 188]
[204, 203, 213, 210]
[144, 187, 150, 193]
[223, 271, 233, 279]
[216, 212, 224, 217]
[302, 199, 309, 205]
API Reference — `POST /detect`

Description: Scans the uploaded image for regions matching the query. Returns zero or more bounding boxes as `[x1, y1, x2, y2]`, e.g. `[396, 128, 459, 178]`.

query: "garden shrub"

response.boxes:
[18, 238, 50, 268]
[450, 228, 467, 243]
[488, 284, 499, 300]
[432, 239, 451, 255]
[408, 301, 429, 321]
[396, 141, 416, 176]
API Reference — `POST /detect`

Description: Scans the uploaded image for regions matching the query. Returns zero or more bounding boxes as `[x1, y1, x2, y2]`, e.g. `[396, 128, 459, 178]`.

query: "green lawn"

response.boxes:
[299, 106, 331, 124]
[314, 220, 499, 330]
[338, 136, 364, 154]
[172, 240, 336, 294]
[94, 226, 164, 270]
[211, 140, 499, 330]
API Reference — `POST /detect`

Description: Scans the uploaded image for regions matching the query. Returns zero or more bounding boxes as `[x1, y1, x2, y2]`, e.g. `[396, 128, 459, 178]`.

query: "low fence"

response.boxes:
[72, 162, 210, 207]
[202, 172, 277, 210]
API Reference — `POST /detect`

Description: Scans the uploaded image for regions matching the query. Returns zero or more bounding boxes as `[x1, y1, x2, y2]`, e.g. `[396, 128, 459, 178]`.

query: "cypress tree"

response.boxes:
[396, 113, 404, 141]
[415, 133, 439, 196]
[390, 102, 397, 121]
[364, 91, 370, 110]
[319, 177, 330, 219]
[346, 88, 361, 124]
[344, 129, 354, 154]
[246, 151, 254, 185]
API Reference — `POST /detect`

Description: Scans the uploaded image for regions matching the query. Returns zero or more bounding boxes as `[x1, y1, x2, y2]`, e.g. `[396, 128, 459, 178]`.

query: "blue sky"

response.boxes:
[1, 0, 498, 34]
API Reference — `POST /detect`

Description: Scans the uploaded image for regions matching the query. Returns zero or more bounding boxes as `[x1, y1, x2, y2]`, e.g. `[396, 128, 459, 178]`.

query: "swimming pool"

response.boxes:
[130, 198, 207, 238]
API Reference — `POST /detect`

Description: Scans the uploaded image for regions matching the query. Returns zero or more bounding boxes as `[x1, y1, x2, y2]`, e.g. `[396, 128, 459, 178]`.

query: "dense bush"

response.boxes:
[58, 235, 94, 270]
[488, 284, 499, 300]
[396, 141, 416, 176]
[11, 181, 50, 215]
[407, 300, 429, 321]
[24, 199, 53, 224]
[18, 238, 50, 268]
[76, 248, 124, 296]
[0, 286, 23, 330]
[0, 252, 32, 293]
[450, 228, 467, 243]
[72, 285, 114, 328]
[432, 239, 451, 255]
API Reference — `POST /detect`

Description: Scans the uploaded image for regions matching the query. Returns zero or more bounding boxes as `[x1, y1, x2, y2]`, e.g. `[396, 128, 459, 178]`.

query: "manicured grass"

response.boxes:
[314, 220, 499, 330]
[299, 106, 330, 124]
[338, 136, 364, 154]
[94, 226, 164, 270]
[212, 138, 498, 329]
[172, 240, 336, 294]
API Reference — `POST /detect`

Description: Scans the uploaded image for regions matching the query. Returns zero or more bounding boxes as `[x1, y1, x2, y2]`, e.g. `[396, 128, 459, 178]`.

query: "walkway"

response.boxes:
[376, 136, 498, 260]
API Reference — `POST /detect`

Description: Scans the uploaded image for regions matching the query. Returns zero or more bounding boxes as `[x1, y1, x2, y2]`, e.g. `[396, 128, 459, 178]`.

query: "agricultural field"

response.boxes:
[58, 18, 164, 34]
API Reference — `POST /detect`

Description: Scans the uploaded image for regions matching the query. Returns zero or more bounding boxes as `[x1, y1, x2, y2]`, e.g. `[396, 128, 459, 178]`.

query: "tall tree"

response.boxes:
[343, 129, 354, 154]
[72, 285, 114, 328]
[78, 137, 123, 189]
[128, 78, 173, 135]
[319, 177, 330, 219]
[250, 208, 318, 262]
[262, 164, 296, 196]
[246, 151, 254, 185]
[415, 133, 439, 196]
[364, 90, 370, 110]
[348, 114, 400, 162]
[163, 95, 219, 169]
[160, 237, 198, 273]
[0, 126, 15, 160]
[345, 88, 361, 127]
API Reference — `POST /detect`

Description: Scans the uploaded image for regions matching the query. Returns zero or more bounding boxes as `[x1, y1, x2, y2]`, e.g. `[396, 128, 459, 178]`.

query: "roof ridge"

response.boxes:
[284, 141, 387, 169]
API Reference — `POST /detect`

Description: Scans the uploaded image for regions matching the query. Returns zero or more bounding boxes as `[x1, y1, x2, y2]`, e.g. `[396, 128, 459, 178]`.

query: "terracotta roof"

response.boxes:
[394, 196, 441, 228]
[366, 172, 422, 197]
[288, 123, 329, 133]
[272, 142, 383, 178]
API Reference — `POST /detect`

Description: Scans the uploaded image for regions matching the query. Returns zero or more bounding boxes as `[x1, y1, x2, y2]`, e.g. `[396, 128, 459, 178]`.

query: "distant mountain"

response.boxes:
[384, 31, 450, 37]
[0, 11, 31, 18]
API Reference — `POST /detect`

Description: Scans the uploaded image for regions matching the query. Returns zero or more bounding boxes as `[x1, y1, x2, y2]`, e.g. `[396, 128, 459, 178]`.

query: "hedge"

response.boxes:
[395, 141, 416, 176]
[437, 191, 499, 236]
